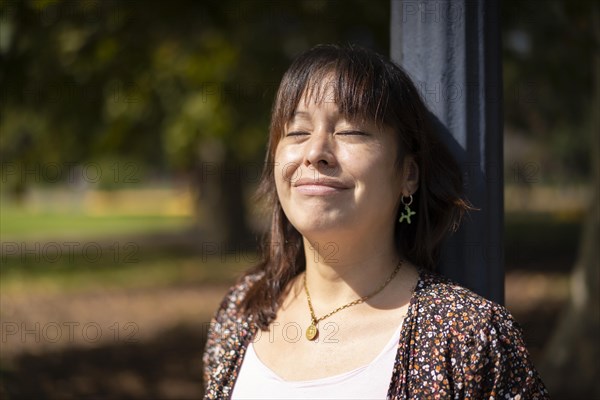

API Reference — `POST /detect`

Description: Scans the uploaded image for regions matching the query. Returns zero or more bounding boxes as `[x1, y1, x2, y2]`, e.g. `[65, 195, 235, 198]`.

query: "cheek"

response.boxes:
[358, 151, 403, 197]
[273, 150, 292, 200]
[275, 145, 302, 184]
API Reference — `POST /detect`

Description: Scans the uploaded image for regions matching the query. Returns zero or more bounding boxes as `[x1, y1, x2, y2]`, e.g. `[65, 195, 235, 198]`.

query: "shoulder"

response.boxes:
[219, 270, 265, 310]
[212, 270, 265, 324]
[405, 270, 549, 398]
[413, 270, 518, 336]
[409, 270, 532, 361]
[202, 270, 264, 396]
[202, 270, 263, 354]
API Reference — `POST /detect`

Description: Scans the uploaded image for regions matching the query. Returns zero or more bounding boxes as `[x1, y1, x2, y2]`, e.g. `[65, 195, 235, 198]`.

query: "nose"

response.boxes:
[304, 131, 337, 170]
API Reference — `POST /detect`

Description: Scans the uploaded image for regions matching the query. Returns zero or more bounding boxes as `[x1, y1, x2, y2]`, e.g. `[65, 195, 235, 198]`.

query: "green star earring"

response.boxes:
[398, 195, 415, 224]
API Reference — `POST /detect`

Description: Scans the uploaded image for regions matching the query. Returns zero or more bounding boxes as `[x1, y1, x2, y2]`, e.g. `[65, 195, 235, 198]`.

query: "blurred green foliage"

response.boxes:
[0, 0, 392, 243]
[502, 0, 596, 181]
[1, 0, 595, 182]
[0, 0, 389, 178]
[0, 0, 595, 243]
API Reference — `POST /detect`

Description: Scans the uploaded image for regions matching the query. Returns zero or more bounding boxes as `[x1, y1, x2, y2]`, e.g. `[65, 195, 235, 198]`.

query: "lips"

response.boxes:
[293, 177, 351, 195]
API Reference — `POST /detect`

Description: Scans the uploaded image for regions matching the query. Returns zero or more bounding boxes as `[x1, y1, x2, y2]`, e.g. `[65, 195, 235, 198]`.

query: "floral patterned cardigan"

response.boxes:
[202, 270, 550, 399]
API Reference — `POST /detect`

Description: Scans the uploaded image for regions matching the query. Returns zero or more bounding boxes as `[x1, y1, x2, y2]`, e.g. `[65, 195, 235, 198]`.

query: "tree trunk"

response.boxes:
[193, 150, 253, 253]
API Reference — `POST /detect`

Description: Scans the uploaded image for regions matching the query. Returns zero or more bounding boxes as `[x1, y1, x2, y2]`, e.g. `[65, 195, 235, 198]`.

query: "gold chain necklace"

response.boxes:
[302, 261, 403, 341]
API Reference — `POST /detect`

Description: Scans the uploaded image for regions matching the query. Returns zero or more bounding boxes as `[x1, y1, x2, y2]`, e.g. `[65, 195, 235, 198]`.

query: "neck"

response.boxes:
[301, 232, 402, 308]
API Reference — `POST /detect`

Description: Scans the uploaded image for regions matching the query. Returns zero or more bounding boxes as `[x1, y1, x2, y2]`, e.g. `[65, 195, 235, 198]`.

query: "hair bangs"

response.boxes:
[270, 47, 393, 144]
[330, 58, 391, 128]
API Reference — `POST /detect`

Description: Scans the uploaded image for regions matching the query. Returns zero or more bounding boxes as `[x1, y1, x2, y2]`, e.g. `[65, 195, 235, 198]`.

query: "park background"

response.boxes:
[0, 0, 597, 399]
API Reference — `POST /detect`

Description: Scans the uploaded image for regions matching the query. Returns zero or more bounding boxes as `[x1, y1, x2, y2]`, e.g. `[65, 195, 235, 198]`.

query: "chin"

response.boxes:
[290, 218, 353, 240]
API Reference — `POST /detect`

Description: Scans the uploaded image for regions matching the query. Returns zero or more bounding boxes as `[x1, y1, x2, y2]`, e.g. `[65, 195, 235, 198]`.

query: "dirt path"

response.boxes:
[0, 272, 569, 399]
[1, 271, 569, 361]
[1, 284, 229, 361]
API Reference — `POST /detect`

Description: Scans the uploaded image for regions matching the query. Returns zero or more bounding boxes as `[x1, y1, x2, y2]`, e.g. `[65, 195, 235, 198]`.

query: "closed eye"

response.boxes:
[336, 130, 369, 136]
[285, 131, 310, 137]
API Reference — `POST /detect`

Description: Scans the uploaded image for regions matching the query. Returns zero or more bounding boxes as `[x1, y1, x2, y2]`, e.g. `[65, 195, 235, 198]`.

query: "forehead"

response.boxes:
[273, 63, 395, 138]
[288, 81, 369, 124]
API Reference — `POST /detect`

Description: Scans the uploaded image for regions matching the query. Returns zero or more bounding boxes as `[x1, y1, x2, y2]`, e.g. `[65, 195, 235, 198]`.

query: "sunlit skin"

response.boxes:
[251, 83, 421, 381]
[275, 83, 418, 288]
[275, 106, 401, 238]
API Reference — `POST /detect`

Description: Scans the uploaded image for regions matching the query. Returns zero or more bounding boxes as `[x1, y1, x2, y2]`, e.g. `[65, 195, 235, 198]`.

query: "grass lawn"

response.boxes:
[1, 251, 250, 295]
[1, 200, 252, 294]
[0, 206, 583, 295]
[1, 207, 192, 241]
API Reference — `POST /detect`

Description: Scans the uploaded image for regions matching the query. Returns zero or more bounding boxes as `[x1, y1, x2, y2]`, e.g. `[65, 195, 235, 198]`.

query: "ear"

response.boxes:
[401, 155, 419, 196]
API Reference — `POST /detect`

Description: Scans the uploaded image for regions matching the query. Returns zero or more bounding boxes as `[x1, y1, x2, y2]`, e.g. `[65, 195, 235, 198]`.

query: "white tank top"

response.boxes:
[231, 323, 402, 399]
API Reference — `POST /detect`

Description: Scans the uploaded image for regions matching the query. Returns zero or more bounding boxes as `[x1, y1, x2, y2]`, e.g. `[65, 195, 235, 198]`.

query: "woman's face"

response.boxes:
[274, 84, 408, 240]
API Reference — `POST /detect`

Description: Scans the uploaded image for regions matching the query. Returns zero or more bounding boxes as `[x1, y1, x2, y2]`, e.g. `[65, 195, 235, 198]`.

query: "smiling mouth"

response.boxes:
[293, 178, 350, 195]
[294, 184, 347, 195]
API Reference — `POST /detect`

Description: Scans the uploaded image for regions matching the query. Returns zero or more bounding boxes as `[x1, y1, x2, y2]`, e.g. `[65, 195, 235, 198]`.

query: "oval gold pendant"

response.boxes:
[306, 324, 318, 341]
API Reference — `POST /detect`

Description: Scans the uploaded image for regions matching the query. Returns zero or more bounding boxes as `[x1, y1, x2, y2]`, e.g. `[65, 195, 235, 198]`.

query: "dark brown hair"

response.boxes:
[240, 44, 469, 329]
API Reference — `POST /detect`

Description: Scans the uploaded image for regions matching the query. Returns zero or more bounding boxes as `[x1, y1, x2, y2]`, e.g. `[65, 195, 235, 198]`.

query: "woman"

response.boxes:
[202, 44, 549, 399]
